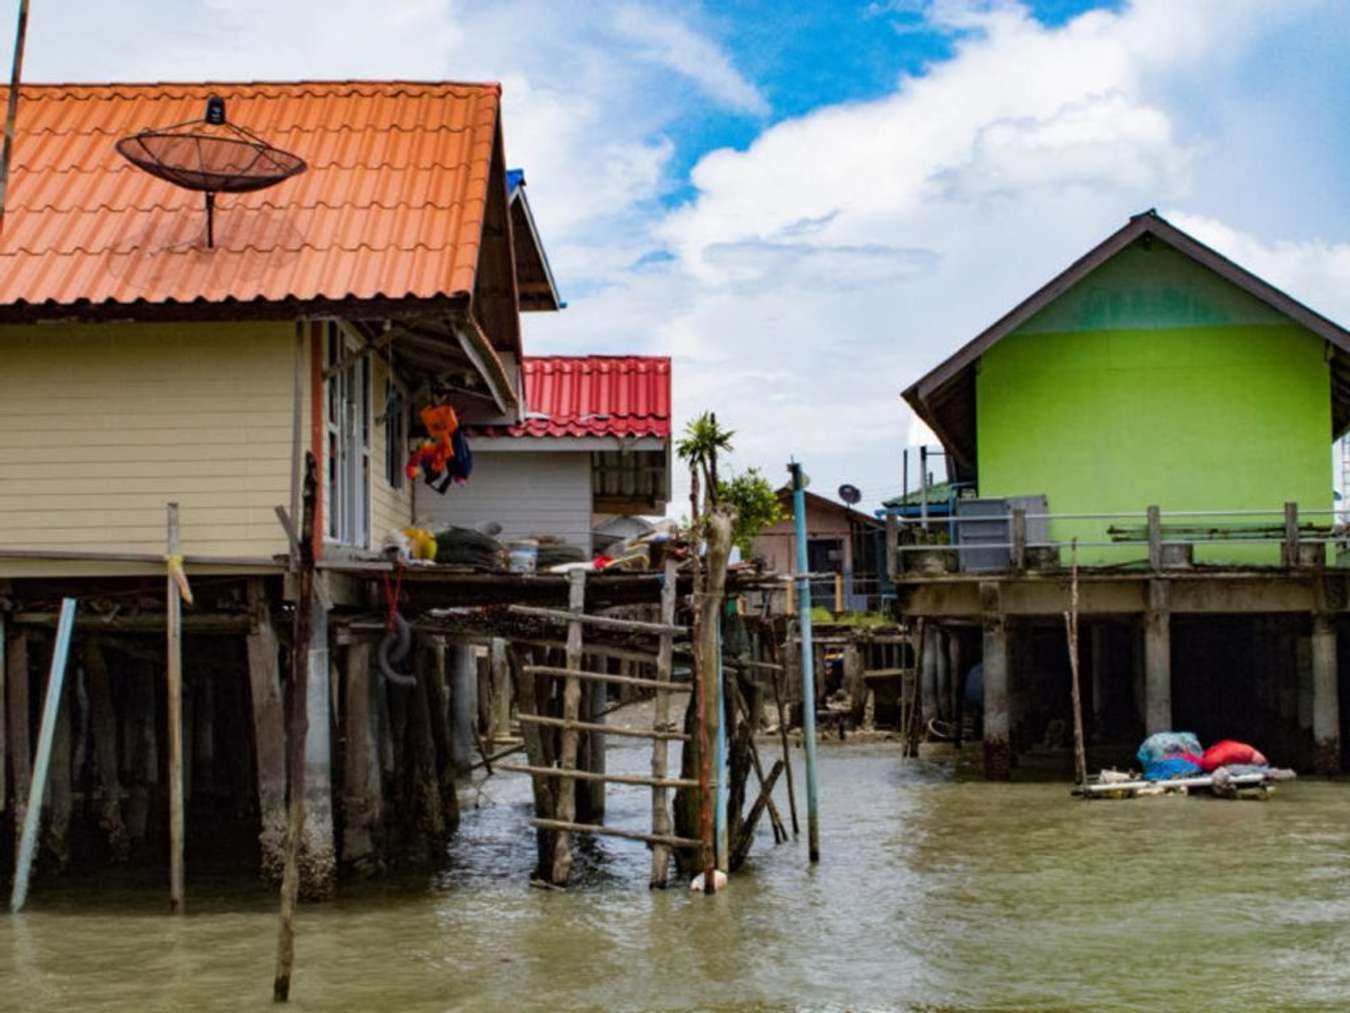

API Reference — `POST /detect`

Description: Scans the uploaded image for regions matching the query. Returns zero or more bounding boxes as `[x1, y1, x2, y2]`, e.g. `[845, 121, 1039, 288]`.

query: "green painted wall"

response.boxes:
[976, 243, 1332, 564]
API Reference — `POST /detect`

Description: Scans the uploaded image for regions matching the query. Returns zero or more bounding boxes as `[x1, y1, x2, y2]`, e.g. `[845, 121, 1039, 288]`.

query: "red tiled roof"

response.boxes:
[0, 80, 501, 309]
[476, 356, 672, 439]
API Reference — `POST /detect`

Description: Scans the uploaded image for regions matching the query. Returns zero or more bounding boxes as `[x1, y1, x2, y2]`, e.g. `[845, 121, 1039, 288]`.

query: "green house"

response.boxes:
[902, 211, 1350, 566]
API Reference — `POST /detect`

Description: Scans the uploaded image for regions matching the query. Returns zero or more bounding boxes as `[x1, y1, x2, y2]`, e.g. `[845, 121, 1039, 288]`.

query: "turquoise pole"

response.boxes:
[11, 597, 77, 912]
[789, 462, 821, 862]
[714, 615, 728, 870]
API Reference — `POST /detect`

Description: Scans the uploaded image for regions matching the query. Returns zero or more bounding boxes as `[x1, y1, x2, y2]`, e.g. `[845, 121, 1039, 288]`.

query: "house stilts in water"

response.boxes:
[894, 210, 1350, 779]
[0, 80, 776, 899]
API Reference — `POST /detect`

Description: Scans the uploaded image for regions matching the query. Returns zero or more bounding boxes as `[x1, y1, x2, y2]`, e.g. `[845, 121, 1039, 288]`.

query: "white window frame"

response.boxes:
[324, 321, 372, 548]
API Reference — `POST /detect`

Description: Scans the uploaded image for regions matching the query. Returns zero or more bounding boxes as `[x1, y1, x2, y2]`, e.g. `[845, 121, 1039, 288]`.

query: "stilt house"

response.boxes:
[896, 211, 1350, 779]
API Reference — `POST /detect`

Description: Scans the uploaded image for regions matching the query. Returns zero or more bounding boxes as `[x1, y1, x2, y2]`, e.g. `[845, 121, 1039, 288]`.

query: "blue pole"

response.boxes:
[789, 461, 821, 862]
[11, 597, 77, 912]
[714, 614, 728, 870]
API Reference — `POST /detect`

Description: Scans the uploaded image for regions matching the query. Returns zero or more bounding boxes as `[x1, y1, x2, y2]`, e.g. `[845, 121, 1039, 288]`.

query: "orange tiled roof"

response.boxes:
[0, 80, 502, 310]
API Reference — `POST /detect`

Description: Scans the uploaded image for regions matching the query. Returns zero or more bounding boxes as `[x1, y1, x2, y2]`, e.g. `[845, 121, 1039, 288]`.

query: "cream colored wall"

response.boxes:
[0, 320, 301, 559]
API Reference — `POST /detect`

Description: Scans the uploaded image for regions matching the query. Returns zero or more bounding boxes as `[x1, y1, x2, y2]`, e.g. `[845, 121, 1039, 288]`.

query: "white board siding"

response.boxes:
[414, 450, 593, 554]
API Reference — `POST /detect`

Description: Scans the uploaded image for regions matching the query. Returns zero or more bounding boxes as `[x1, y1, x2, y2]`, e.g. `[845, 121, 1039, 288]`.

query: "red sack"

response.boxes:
[1200, 740, 1268, 771]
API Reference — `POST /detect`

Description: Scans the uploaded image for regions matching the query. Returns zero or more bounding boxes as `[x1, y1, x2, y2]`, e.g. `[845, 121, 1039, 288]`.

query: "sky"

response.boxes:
[8, 0, 1350, 513]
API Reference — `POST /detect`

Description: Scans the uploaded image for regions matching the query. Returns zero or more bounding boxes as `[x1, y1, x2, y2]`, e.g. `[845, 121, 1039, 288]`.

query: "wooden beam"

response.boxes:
[532, 818, 701, 850]
[500, 764, 699, 789]
[518, 714, 690, 741]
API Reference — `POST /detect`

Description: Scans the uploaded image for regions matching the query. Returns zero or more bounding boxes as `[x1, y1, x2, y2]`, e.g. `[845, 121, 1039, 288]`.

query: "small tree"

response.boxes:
[717, 467, 784, 557]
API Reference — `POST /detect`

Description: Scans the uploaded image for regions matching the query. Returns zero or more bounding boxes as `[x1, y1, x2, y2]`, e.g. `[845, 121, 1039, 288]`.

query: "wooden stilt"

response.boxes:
[194, 665, 215, 792]
[84, 638, 129, 862]
[41, 671, 72, 874]
[409, 637, 448, 858]
[6, 627, 30, 849]
[341, 640, 383, 876]
[0, 615, 7, 813]
[165, 503, 186, 914]
[273, 454, 317, 1003]
[247, 578, 288, 883]
[508, 643, 557, 880]
[549, 570, 586, 886]
[489, 638, 511, 748]
[770, 659, 800, 837]
[650, 557, 677, 888]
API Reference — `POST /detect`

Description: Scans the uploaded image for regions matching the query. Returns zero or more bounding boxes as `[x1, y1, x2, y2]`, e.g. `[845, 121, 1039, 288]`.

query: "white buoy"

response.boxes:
[689, 869, 728, 893]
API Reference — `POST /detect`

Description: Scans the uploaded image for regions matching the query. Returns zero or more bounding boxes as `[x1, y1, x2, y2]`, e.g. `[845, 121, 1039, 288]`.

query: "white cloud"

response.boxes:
[7, 0, 1350, 516]
[612, 4, 769, 116]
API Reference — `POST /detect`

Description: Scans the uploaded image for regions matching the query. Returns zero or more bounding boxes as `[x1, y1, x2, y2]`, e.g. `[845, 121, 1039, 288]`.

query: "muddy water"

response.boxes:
[1, 742, 1348, 1011]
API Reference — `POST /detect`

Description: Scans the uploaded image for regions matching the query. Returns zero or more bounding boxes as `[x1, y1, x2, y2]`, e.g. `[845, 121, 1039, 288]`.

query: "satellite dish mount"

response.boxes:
[116, 95, 307, 248]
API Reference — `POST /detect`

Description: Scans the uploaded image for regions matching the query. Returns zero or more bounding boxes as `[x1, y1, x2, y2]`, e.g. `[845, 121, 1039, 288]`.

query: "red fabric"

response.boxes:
[1179, 752, 1205, 768]
[1200, 740, 1268, 771]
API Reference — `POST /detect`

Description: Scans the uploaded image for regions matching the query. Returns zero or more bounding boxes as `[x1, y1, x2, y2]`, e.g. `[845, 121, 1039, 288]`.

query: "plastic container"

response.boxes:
[507, 538, 539, 574]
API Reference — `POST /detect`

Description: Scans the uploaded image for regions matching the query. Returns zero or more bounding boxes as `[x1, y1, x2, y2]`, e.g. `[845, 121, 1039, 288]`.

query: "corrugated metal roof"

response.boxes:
[475, 356, 671, 439]
[0, 80, 501, 309]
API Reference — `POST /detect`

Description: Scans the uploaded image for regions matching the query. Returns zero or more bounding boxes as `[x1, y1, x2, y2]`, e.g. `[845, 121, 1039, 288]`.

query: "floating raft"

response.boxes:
[1074, 768, 1296, 800]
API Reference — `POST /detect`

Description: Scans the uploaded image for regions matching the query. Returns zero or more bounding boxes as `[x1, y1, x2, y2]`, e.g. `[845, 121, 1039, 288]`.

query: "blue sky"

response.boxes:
[8, 0, 1350, 511]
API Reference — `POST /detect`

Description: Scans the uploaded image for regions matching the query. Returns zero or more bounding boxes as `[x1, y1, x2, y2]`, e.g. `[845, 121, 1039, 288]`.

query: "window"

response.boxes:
[384, 379, 406, 491]
[323, 322, 372, 547]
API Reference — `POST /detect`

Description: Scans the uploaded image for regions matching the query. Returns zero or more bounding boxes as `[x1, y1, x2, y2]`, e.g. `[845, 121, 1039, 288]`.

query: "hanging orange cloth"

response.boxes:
[405, 404, 459, 481]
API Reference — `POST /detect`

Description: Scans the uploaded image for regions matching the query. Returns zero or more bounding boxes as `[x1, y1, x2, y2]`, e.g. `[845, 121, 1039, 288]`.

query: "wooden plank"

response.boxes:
[499, 763, 699, 789]
[166, 502, 186, 914]
[525, 664, 687, 693]
[508, 604, 686, 637]
[549, 570, 586, 886]
[532, 818, 702, 850]
[518, 714, 690, 741]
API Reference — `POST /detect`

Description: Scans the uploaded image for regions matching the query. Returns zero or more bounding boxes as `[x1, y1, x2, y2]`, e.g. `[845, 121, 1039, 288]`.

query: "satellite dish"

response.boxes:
[116, 95, 307, 248]
[838, 483, 861, 506]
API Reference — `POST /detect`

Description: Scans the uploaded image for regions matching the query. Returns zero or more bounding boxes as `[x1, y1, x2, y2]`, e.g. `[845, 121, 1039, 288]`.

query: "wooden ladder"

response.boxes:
[501, 559, 701, 887]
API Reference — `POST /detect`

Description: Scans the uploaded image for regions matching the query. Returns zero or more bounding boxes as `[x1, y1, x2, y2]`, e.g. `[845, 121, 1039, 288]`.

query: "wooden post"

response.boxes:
[247, 579, 288, 882]
[1312, 612, 1340, 775]
[10, 597, 76, 913]
[84, 638, 129, 862]
[274, 453, 317, 1003]
[508, 644, 557, 880]
[449, 643, 476, 775]
[833, 573, 844, 613]
[1144, 579, 1172, 734]
[549, 570, 586, 885]
[166, 502, 186, 914]
[650, 557, 677, 888]
[0, 0, 31, 237]
[885, 512, 898, 581]
[342, 640, 384, 876]
[980, 581, 1010, 781]
[42, 670, 72, 873]
[0, 615, 7, 813]
[489, 638, 511, 748]
[1284, 502, 1300, 568]
[582, 660, 607, 824]
[193, 667, 215, 792]
[785, 575, 795, 616]
[1064, 540, 1088, 790]
[300, 590, 337, 896]
[6, 626, 28, 841]
[1090, 623, 1107, 738]
[1147, 505, 1162, 570]
[1010, 508, 1027, 572]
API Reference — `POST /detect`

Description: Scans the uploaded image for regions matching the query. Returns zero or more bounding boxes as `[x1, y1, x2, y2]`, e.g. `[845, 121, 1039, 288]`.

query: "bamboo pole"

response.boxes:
[165, 503, 187, 914]
[1065, 539, 1088, 790]
[273, 453, 317, 1003]
[0, 0, 30, 238]
[10, 597, 76, 913]
[788, 461, 821, 863]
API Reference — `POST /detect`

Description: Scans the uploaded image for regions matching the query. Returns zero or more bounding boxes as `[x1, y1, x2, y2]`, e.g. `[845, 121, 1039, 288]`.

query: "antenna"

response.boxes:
[115, 95, 306, 248]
